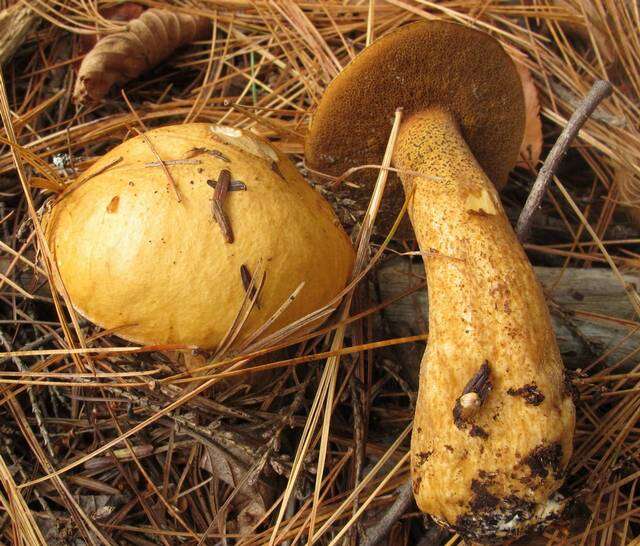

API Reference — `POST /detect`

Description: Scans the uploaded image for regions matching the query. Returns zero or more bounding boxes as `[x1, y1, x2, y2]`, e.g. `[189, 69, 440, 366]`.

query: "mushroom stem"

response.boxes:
[392, 109, 574, 539]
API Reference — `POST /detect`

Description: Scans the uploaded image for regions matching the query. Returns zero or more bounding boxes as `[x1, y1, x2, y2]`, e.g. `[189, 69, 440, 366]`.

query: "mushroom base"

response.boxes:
[392, 109, 575, 543]
[448, 492, 566, 543]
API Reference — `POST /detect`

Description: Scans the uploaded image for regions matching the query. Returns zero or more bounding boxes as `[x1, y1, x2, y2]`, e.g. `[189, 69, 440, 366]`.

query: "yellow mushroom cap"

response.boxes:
[44, 123, 354, 349]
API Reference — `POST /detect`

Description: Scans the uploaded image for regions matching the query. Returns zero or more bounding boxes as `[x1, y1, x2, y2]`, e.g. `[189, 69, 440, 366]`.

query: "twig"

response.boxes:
[516, 80, 613, 241]
[207, 179, 247, 192]
[75, 375, 288, 475]
[0, 329, 59, 365]
[2, 443, 52, 516]
[210, 168, 234, 243]
[0, 328, 55, 460]
[550, 81, 626, 127]
[380, 358, 416, 408]
[186, 147, 230, 162]
[358, 478, 414, 546]
[144, 159, 201, 167]
[349, 369, 366, 544]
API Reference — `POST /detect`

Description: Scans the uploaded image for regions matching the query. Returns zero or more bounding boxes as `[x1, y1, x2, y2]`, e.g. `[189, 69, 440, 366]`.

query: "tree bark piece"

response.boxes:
[3, 255, 638, 369]
[376, 258, 640, 370]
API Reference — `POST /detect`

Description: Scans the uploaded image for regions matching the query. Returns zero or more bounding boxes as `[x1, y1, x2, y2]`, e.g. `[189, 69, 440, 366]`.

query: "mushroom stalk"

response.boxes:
[392, 109, 574, 539]
[305, 20, 576, 541]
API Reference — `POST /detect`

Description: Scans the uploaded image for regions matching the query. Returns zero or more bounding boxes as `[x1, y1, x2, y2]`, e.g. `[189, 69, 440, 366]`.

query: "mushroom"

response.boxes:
[45, 123, 354, 350]
[306, 21, 575, 542]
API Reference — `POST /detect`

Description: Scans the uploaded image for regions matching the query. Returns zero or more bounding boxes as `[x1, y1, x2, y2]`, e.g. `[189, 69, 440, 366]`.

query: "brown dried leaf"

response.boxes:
[200, 445, 271, 536]
[237, 497, 267, 536]
[74, 8, 210, 105]
[513, 56, 543, 169]
[78, 3, 145, 54]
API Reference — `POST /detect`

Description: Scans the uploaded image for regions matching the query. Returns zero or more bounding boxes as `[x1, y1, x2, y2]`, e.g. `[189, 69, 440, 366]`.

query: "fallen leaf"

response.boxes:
[237, 497, 267, 535]
[199, 439, 273, 536]
[74, 8, 210, 105]
[78, 3, 146, 54]
[512, 53, 543, 169]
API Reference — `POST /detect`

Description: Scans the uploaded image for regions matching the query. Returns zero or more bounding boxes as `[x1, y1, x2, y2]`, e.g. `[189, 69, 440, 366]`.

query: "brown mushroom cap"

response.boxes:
[305, 20, 525, 229]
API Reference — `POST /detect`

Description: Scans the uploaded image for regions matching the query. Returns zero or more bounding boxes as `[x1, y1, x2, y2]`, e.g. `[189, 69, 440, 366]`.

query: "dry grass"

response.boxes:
[0, 0, 638, 544]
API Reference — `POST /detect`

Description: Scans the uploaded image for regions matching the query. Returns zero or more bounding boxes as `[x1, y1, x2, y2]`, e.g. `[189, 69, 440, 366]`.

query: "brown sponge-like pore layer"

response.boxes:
[305, 20, 525, 223]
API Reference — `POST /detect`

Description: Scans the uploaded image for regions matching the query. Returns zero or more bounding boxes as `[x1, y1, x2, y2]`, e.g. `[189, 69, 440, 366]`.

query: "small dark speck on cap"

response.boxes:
[106, 195, 119, 213]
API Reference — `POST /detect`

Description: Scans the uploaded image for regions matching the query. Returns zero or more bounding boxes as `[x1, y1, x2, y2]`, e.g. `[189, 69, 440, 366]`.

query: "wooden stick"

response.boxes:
[517, 80, 613, 241]
[361, 481, 413, 546]
[3, 255, 638, 367]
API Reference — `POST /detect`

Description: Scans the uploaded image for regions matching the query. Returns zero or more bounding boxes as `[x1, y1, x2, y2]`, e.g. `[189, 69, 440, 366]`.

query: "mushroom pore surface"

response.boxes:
[305, 20, 525, 235]
[45, 123, 354, 349]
